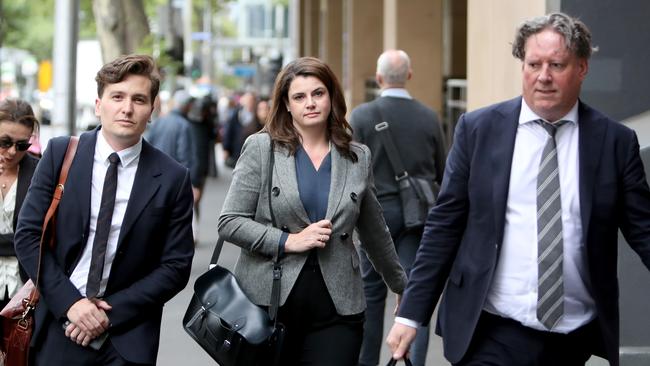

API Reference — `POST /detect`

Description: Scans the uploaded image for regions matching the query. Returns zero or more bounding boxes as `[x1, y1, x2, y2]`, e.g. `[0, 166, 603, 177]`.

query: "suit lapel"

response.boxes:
[577, 102, 607, 238]
[325, 144, 348, 221]
[75, 131, 98, 234]
[118, 140, 161, 245]
[491, 99, 521, 242]
[274, 145, 310, 224]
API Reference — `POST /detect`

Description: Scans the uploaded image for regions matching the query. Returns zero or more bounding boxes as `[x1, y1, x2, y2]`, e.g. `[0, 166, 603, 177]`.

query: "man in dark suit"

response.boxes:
[350, 49, 446, 366]
[387, 13, 650, 366]
[15, 54, 194, 365]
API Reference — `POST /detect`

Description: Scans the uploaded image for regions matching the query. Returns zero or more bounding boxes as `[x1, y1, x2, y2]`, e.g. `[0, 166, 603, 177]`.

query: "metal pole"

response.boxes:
[201, 0, 214, 81]
[183, 0, 193, 77]
[52, 0, 79, 135]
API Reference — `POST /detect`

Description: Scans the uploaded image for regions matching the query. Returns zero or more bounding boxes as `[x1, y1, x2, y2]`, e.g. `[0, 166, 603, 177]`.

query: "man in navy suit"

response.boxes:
[15, 54, 194, 365]
[387, 13, 650, 366]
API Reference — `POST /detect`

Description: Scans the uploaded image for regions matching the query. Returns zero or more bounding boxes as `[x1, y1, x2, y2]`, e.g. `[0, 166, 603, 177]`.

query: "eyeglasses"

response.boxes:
[0, 139, 32, 151]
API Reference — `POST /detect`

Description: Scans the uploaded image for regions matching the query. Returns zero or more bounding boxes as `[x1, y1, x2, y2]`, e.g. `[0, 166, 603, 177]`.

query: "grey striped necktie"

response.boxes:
[536, 119, 568, 330]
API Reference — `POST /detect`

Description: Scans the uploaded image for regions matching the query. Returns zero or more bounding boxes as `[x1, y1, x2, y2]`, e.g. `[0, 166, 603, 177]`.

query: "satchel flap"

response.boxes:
[193, 266, 275, 344]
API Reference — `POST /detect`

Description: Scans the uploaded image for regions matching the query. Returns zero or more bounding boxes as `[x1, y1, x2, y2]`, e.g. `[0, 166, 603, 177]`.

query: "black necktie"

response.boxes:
[86, 152, 120, 298]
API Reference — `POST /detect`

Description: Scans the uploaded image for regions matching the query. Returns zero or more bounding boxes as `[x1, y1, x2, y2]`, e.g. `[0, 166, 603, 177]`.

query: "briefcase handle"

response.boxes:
[386, 356, 413, 366]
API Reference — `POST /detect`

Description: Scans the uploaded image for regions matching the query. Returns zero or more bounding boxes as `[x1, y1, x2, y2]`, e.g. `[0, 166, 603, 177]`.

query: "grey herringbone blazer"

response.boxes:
[218, 132, 407, 315]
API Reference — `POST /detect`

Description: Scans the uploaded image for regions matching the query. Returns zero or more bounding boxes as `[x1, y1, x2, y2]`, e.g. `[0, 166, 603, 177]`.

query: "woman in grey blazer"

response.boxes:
[218, 57, 407, 365]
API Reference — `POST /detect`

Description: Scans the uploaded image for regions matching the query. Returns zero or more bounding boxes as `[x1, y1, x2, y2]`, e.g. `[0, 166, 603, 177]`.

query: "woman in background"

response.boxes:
[0, 98, 40, 309]
[218, 57, 406, 365]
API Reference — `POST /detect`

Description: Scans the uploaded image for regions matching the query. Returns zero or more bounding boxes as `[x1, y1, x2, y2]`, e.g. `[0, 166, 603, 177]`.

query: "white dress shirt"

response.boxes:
[70, 132, 141, 297]
[484, 100, 596, 333]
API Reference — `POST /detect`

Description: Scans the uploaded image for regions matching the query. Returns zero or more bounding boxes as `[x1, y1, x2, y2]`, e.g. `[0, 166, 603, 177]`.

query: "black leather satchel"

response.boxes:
[182, 259, 284, 365]
[183, 138, 284, 366]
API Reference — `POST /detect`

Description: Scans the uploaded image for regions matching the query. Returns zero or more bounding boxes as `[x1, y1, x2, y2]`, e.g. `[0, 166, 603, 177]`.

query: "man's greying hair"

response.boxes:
[512, 12, 597, 60]
[376, 50, 411, 86]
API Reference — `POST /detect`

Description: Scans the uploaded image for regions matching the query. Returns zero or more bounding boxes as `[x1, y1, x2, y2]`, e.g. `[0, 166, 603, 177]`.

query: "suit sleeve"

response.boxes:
[218, 135, 284, 259]
[433, 118, 447, 186]
[398, 113, 471, 324]
[104, 169, 194, 329]
[355, 144, 407, 294]
[618, 131, 650, 270]
[15, 137, 86, 319]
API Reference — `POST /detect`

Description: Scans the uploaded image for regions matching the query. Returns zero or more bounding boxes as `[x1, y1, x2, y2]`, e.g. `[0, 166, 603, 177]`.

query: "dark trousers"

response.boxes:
[34, 318, 152, 366]
[277, 254, 364, 366]
[358, 197, 429, 366]
[456, 311, 604, 366]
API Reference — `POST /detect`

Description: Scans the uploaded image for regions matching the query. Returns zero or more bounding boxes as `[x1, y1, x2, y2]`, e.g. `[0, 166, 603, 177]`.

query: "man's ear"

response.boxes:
[376, 73, 383, 87]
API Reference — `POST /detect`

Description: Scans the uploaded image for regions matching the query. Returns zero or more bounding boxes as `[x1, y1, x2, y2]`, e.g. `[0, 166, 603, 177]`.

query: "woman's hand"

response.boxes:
[285, 219, 332, 253]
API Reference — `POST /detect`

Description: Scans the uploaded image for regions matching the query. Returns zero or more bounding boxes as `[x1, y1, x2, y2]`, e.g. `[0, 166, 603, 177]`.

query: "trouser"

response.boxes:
[35, 318, 152, 366]
[358, 197, 430, 366]
[277, 253, 365, 366]
[455, 311, 604, 366]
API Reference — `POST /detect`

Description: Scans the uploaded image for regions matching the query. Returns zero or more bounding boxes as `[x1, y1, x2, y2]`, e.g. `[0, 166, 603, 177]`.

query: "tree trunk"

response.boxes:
[93, 0, 149, 63]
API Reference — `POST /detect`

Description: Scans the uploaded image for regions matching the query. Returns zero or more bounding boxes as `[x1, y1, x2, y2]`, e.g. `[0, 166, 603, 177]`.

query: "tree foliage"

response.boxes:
[1, 0, 55, 60]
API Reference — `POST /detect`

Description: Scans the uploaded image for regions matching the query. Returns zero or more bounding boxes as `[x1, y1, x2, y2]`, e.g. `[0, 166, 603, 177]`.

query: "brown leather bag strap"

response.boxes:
[31, 136, 79, 303]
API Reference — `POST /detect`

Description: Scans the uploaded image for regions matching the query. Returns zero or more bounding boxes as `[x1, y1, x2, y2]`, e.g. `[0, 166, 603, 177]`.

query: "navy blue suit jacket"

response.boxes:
[398, 97, 650, 365]
[15, 128, 194, 364]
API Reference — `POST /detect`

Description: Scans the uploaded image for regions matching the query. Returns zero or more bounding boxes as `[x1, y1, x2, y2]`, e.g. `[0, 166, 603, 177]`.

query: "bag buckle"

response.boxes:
[395, 171, 409, 181]
[374, 121, 389, 131]
[273, 266, 282, 280]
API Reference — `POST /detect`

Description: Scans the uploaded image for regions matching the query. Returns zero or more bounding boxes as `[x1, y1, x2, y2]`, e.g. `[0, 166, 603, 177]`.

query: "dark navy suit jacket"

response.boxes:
[398, 97, 650, 365]
[15, 128, 194, 364]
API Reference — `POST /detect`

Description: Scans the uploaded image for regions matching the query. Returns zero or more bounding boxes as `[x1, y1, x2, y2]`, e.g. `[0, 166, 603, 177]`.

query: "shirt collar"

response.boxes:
[380, 88, 412, 100]
[96, 130, 142, 167]
[518, 98, 579, 126]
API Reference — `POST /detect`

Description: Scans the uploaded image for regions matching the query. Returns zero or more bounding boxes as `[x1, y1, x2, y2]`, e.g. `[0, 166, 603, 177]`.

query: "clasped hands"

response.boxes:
[64, 298, 112, 347]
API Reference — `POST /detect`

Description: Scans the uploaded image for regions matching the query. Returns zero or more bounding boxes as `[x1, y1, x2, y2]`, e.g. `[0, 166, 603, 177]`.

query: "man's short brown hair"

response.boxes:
[95, 54, 160, 105]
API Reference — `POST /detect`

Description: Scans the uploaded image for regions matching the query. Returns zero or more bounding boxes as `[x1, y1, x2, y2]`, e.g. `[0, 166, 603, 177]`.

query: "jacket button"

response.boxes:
[272, 187, 280, 196]
[340, 232, 349, 240]
[350, 192, 357, 202]
[281, 225, 289, 232]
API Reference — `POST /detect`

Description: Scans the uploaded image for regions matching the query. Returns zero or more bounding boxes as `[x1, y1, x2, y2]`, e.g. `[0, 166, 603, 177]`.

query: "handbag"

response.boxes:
[375, 121, 438, 229]
[386, 357, 413, 366]
[0, 136, 79, 366]
[183, 138, 285, 366]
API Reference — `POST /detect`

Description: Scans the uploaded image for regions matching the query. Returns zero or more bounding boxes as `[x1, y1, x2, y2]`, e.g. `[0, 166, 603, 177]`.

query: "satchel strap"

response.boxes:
[211, 135, 282, 324]
[31, 136, 79, 305]
[374, 120, 409, 181]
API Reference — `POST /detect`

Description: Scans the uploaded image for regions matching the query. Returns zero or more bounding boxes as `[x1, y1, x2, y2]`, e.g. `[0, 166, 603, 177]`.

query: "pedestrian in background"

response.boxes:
[350, 49, 446, 366]
[146, 89, 195, 172]
[222, 91, 257, 168]
[15, 54, 194, 365]
[0, 98, 40, 310]
[387, 12, 650, 366]
[187, 94, 219, 238]
[218, 57, 407, 365]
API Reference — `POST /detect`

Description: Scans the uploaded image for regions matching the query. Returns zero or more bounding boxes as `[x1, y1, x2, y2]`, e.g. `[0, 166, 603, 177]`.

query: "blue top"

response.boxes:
[278, 146, 332, 256]
[295, 146, 331, 222]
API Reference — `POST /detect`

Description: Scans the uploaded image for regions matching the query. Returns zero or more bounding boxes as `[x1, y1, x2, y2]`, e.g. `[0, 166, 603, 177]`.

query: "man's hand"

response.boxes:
[66, 298, 112, 338]
[64, 322, 95, 347]
[386, 322, 417, 361]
